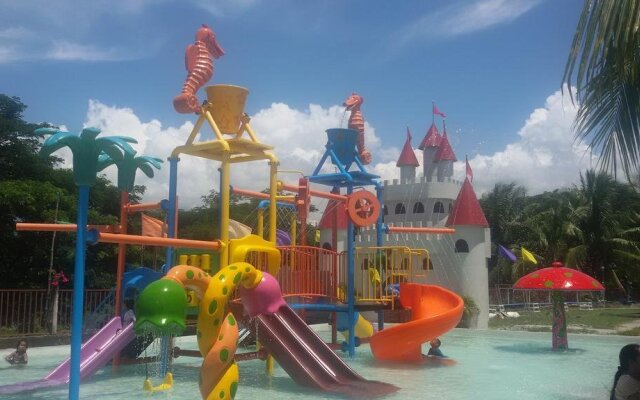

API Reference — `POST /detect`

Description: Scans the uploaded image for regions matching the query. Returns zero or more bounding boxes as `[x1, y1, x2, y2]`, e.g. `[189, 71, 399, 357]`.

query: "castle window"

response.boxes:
[383, 205, 388, 215]
[422, 258, 434, 270]
[433, 201, 445, 213]
[395, 203, 406, 214]
[455, 239, 469, 253]
[413, 202, 425, 214]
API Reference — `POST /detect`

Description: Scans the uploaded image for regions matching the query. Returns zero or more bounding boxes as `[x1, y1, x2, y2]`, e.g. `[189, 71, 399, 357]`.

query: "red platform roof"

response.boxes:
[318, 199, 348, 229]
[434, 132, 457, 162]
[446, 178, 488, 227]
[397, 130, 419, 167]
[418, 123, 442, 150]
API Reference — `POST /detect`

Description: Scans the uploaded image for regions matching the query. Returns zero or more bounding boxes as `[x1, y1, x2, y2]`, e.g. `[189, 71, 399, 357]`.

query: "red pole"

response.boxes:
[114, 192, 128, 318]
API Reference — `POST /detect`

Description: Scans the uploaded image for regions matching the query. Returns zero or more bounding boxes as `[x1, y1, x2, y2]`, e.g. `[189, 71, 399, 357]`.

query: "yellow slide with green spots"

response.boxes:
[135, 261, 263, 400]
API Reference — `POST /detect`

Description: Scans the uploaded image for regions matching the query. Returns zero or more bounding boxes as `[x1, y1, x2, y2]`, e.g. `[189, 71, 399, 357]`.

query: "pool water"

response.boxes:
[0, 328, 628, 399]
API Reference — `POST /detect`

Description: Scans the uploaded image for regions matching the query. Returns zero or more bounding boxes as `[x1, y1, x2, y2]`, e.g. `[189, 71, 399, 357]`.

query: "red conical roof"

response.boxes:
[434, 132, 456, 161]
[318, 199, 348, 229]
[397, 129, 419, 167]
[418, 123, 442, 150]
[446, 178, 488, 227]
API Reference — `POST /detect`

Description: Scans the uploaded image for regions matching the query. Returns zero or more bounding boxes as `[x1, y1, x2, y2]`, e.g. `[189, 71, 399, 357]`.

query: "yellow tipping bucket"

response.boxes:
[205, 84, 249, 134]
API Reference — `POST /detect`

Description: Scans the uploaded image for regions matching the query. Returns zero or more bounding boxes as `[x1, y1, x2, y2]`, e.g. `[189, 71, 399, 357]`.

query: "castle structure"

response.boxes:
[318, 122, 491, 328]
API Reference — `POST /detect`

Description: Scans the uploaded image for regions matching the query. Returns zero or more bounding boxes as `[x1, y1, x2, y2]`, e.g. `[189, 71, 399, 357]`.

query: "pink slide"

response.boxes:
[241, 272, 398, 398]
[0, 317, 135, 395]
[370, 283, 464, 362]
[256, 304, 398, 398]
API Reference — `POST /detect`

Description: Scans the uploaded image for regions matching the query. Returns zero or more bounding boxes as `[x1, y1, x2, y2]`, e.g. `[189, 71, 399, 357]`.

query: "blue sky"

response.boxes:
[0, 0, 590, 209]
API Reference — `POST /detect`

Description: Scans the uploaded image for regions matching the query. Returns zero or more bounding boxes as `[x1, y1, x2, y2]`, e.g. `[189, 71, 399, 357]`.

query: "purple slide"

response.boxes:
[241, 273, 397, 398]
[0, 317, 135, 395]
[257, 305, 398, 398]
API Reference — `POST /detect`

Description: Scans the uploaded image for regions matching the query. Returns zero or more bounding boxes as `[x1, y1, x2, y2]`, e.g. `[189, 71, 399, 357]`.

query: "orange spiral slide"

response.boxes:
[370, 283, 464, 362]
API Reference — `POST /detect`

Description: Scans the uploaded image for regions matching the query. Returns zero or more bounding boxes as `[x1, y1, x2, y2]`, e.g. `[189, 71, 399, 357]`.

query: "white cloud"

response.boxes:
[53, 99, 390, 209]
[457, 89, 593, 196]
[190, 0, 261, 17]
[397, 0, 541, 44]
[47, 41, 133, 62]
[51, 89, 588, 215]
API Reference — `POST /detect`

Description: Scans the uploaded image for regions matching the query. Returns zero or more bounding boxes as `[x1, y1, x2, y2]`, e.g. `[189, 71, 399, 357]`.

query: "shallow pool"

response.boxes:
[0, 328, 629, 399]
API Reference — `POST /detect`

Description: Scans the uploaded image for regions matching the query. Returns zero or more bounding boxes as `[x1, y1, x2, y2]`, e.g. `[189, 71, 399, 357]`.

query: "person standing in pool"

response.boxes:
[4, 339, 28, 365]
[611, 344, 640, 400]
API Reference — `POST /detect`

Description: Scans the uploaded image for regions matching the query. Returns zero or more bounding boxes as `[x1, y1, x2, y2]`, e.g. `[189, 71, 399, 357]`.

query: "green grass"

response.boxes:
[489, 306, 640, 331]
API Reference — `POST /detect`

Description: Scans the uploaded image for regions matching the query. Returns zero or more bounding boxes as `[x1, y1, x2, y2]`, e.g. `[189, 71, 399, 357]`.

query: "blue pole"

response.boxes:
[346, 185, 355, 357]
[164, 157, 179, 273]
[69, 185, 89, 400]
[160, 156, 179, 376]
[375, 183, 383, 247]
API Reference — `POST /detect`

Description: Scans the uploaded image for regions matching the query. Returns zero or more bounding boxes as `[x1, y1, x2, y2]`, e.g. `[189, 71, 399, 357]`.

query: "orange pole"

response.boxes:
[96, 232, 222, 250]
[386, 226, 456, 234]
[126, 202, 163, 213]
[279, 182, 347, 202]
[16, 223, 120, 233]
[232, 187, 295, 203]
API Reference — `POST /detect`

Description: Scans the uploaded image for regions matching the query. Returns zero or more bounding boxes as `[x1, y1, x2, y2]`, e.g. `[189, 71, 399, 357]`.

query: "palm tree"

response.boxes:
[522, 190, 581, 262]
[37, 126, 136, 400]
[563, 1, 640, 179]
[480, 182, 527, 284]
[565, 170, 640, 287]
[98, 153, 162, 316]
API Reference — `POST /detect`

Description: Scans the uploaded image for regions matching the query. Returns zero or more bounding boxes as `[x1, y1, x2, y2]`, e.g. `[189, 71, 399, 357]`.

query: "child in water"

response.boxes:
[427, 338, 445, 358]
[4, 339, 28, 365]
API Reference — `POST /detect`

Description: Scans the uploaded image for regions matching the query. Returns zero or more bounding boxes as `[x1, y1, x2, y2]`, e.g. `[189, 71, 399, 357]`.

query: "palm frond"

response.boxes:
[563, 1, 640, 179]
[79, 127, 102, 140]
[40, 132, 78, 157]
[97, 154, 116, 172]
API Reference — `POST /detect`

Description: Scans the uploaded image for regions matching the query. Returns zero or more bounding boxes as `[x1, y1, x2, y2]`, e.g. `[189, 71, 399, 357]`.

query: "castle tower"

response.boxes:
[446, 178, 491, 328]
[318, 109, 491, 329]
[434, 124, 456, 182]
[397, 128, 419, 184]
[418, 123, 441, 180]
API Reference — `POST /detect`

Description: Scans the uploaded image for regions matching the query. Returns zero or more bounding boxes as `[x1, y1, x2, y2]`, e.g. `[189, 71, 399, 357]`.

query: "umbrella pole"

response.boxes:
[551, 291, 568, 350]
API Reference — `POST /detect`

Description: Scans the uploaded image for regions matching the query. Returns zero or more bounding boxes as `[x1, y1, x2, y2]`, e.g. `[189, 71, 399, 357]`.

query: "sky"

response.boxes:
[0, 0, 592, 213]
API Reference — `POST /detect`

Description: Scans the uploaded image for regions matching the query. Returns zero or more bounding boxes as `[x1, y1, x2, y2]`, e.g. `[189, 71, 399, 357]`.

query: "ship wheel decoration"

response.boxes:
[346, 190, 380, 227]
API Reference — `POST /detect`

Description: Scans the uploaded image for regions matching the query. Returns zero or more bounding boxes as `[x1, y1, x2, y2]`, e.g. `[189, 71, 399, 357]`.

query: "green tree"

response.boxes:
[480, 182, 527, 285]
[563, 1, 640, 179]
[565, 170, 640, 286]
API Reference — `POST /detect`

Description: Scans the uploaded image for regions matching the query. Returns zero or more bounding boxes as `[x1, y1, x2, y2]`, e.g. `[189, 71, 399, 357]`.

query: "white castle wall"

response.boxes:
[320, 174, 491, 328]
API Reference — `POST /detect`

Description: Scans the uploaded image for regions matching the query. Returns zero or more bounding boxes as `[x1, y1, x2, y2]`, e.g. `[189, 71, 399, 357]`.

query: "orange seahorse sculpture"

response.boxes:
[173, 24, 225, 114]
[343, 93, 372, 165]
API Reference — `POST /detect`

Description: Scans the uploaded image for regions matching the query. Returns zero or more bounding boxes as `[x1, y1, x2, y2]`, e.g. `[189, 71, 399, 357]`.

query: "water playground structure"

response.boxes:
[1, 24, 474, 400]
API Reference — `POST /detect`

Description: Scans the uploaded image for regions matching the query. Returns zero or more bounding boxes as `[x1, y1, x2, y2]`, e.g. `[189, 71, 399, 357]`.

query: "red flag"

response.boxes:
[433, 102, 446, 118]
[141, 213, 167, 237]
[406, 126, 412, 140]
[466, 155, 473, 182]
